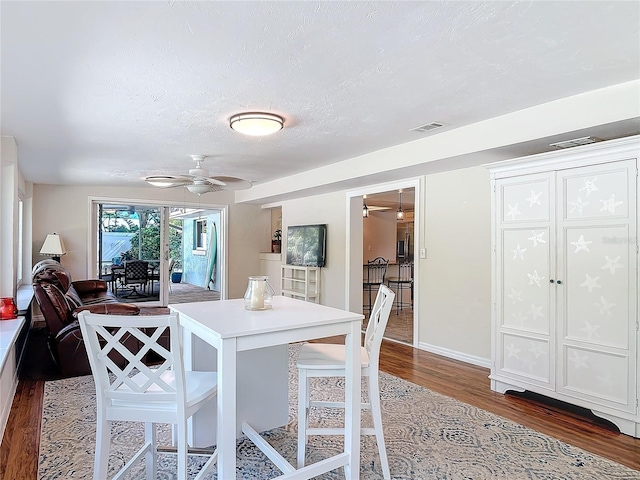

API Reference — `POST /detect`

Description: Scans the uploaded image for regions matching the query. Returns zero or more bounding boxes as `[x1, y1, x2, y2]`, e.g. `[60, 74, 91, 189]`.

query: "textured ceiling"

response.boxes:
[1, 1, 639, 190]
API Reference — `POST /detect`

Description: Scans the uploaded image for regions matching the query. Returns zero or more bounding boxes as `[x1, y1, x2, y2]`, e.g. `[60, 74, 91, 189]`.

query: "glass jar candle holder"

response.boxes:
[0, 297, 18, 320]
[244, 276, 275, 310]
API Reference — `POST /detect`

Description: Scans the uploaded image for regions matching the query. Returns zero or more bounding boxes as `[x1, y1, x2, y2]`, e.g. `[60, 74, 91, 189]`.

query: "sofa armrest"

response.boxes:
[72, 279, 108, 295]
[72, 303, 140, 317]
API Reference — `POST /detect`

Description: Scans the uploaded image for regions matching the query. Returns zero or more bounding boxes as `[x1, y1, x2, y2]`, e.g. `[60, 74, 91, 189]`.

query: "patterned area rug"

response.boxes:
[39, 345, 639, 480]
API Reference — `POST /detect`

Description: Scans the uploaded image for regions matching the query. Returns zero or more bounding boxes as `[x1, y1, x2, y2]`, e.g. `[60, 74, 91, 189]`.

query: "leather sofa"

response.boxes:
[32, 260, 166, 378]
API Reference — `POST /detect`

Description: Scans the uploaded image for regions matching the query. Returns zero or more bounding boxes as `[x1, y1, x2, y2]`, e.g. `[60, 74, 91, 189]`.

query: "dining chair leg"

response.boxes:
[297, 369, 308, 468]
[145, 422, 158, 479]
[176, 420, 188, 480]
[94, 415, 111, 480]
[368, 373, 390, 480]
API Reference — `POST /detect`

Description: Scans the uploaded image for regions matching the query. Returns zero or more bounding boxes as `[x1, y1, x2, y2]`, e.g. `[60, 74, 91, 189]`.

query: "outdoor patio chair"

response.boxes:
[122, 260, 149, 298]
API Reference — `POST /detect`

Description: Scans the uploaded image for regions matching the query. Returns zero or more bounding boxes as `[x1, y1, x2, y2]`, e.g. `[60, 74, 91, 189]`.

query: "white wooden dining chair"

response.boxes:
[296, 284, 395, 479]
[77, 311, 218, 480]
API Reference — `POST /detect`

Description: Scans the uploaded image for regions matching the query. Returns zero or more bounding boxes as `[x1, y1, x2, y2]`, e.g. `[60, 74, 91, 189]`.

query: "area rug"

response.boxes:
[38, 346, 639, 480]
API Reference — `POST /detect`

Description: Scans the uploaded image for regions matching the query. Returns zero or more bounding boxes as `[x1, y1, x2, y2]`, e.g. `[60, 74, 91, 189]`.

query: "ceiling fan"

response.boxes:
[144, 155, 252, 194]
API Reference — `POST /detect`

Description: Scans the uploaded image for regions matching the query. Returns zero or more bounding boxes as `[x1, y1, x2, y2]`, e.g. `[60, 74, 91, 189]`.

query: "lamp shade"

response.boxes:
[40, 233, 66, 261]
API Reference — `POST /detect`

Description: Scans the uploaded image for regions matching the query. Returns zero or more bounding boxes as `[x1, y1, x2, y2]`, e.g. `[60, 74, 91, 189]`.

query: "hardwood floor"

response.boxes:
[2, 340, 639, 479]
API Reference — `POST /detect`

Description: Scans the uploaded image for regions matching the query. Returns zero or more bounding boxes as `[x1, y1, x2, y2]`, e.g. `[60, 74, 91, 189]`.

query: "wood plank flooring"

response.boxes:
[1, 339, 639, 479]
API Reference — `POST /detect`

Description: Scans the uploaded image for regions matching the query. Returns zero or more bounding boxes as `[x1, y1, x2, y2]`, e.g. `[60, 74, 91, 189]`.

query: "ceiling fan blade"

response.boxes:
[204, 176, 226, 186]
[144, 175, 190, 187]
[212, 176, 252, 191]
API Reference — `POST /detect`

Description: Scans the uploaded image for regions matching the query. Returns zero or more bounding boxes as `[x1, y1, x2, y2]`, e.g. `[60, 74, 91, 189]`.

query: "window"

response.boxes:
[17, 198, 23, 286]
[194, 219, 207, 252]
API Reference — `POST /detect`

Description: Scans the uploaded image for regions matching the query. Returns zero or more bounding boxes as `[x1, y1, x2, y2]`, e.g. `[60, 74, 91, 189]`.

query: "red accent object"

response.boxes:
[0, 297, 18, 320]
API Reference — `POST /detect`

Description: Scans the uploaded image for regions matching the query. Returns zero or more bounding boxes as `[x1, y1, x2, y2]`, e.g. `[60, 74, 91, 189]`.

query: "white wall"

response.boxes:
[1, 137, 19, 297]
[281, 191, 347, 309]
[363, 210, 397, 262]
[31, 184, 270, 299]
[278, 165, 492, 365]
[422, 166, 492, 364]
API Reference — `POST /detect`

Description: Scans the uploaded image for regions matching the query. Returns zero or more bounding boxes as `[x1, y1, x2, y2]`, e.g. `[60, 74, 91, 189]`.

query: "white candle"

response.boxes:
[250, 280, 265, 309]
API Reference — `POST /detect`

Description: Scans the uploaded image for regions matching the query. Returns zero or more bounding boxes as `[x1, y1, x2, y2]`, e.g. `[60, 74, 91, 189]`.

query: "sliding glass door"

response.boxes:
[96, 203, 164, 304]
[90, 199, 224, 306]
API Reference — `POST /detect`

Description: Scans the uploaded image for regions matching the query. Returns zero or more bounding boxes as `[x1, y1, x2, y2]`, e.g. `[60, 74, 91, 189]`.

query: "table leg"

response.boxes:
[344, 319, 361, 479]
[217, 337, 238, 480]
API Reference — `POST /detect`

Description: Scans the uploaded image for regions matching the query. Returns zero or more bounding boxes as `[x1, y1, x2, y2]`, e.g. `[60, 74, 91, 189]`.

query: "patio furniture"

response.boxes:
[121, 260, 149, 298]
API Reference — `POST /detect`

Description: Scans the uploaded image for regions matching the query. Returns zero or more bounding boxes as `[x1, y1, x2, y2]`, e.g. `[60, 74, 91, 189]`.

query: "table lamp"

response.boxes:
[40, 233, 67, 262]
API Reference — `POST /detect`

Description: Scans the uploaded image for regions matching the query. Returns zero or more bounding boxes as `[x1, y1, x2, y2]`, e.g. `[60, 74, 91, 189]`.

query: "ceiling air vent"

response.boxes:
[410, 122, 445, 134]
[549, 136, 601, 149]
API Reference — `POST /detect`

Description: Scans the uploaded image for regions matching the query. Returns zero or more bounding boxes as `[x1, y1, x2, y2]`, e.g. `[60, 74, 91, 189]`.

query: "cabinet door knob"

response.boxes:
[550, 279, 555, 283]
[556, 280, 562, 285]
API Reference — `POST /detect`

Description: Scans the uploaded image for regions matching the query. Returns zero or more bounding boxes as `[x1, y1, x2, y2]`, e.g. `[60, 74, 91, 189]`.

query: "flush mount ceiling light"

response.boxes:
[229, 112, 284, 136]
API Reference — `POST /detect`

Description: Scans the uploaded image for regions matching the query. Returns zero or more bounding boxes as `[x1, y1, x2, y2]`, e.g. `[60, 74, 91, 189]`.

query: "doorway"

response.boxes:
[90, 198, 226, 306]
[362, 188, 415, 345]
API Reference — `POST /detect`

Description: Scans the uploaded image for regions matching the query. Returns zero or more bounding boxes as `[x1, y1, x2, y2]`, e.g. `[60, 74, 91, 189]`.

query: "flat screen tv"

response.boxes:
[286, 224, 327, 267]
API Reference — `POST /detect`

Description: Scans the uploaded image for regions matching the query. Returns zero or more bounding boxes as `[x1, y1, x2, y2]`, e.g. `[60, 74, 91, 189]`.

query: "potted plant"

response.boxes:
[272, 229, 282, 253]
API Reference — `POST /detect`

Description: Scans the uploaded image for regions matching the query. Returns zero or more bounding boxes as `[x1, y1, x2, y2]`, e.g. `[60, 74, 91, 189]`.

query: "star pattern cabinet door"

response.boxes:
[556, 160, 637, 413]
[494, 172, 555, 390]
[489, 136, 639, 437]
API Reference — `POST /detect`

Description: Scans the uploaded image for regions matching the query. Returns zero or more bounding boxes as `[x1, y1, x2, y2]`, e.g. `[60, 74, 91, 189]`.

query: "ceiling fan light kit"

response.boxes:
[229, 112, 284, 136]
[187, 183, 218, 195]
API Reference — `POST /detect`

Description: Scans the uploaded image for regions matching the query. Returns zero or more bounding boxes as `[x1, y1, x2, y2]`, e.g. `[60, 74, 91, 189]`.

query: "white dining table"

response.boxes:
[169, 295, 364, 479]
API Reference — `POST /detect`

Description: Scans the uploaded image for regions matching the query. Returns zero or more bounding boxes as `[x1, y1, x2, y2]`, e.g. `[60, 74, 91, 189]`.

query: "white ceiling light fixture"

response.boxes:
[187, 181, 216, 195]
[229, 112, 284, 136]
[396, 190, 404, 221]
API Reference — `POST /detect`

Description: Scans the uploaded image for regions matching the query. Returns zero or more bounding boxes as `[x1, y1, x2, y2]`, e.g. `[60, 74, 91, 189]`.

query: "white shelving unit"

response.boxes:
[281, 265, 320, 303]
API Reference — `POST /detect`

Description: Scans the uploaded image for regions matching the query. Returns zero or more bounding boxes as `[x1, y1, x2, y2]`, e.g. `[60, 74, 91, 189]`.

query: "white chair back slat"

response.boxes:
[77, 311, 218, 480]
[364, 284, 395, 362]
[78, 313, 185, 405]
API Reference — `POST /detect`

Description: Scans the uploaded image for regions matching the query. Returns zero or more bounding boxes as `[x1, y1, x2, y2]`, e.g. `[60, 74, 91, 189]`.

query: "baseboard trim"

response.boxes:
[418, 342, 491, 369]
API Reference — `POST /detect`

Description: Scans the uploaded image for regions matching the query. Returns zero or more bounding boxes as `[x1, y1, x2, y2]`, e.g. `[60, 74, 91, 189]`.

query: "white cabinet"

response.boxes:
[259, 253, 282, 295]
[281, 265, 320, 303]
[488, 135, 639, 437]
